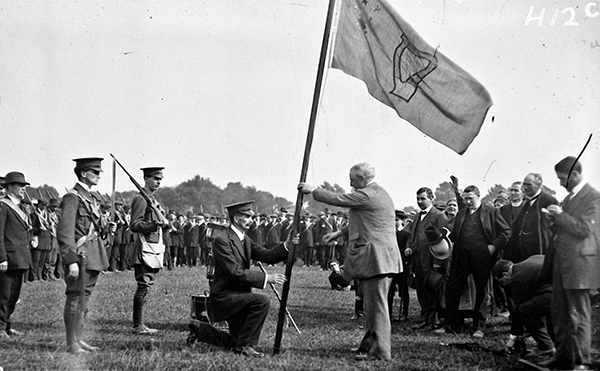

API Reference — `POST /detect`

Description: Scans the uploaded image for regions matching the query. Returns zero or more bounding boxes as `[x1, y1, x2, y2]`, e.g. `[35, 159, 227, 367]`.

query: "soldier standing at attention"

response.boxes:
[58, 158, 110, 354]
[130, 167, 169, 335]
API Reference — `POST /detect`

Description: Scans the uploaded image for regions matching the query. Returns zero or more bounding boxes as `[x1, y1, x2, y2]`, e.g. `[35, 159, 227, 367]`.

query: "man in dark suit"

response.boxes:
[406, 187, 448, 330]
[313, 211, 335, 270]
[299, 162, 402, 361]
[505, 174, 558, 264]
[0, 172, 32, 339]
[129, 167, 170, 335]
[189, 201, 289, 357]
[58, 158, 111, 353]
[539, 156, 600, 370]
[444, 185, 511, 337]
[493, 255, 555, 358]
[500, 181, 525, 228]
[264, 213, 281, 249]
[30, 198, 52, 281]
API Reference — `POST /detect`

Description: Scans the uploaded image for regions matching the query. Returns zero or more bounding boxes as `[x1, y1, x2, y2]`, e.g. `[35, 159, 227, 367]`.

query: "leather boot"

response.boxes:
[65, 313, 86, 354]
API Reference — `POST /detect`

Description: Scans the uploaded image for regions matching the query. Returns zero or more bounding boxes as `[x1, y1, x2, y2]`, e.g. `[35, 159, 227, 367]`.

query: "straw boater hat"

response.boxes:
[424, 226, 452, 260]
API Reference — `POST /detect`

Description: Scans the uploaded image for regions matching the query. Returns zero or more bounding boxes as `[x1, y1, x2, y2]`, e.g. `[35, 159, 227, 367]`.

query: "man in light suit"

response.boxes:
[189, 201, 290, 358]
[539, 156, 600, 371]
[299, 162, 402, 361]
[0, 172, 32, 339]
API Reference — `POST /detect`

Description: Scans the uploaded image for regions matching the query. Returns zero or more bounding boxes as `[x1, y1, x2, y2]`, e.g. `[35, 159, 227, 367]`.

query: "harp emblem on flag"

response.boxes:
[391, 34, 438, 102]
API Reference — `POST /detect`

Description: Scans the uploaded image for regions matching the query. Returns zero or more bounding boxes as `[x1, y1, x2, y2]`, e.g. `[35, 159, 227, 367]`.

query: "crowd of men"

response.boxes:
[1, 156, 599, 369]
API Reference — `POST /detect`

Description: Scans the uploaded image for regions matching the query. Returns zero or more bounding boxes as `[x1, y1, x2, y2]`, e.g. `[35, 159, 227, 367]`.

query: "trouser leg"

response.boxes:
[133, 264, 158, 327]
[360, 275, 393, 360]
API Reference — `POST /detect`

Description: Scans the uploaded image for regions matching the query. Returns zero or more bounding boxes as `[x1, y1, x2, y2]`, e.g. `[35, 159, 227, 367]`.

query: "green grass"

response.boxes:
[2, 266, 599, 370]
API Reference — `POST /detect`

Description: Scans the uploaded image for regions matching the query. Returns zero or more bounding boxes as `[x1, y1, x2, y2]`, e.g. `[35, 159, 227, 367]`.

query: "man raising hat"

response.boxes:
[57, 158, 110, 353]
[189, 200, 293, 357]
[0, 171, 32, 339]
[129, 167, 170, 335]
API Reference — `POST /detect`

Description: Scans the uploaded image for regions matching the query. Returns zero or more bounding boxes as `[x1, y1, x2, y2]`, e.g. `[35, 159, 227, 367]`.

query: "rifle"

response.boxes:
[257, 262, 301, 334]
[24, 191, 48, 231]
[110, 154, 169, 225]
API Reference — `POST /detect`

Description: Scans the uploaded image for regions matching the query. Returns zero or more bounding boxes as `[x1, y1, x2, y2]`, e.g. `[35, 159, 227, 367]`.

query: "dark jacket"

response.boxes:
[57, 183, 108, 271]
[451, 203, 511, 259]
[0, 198, 32, 269]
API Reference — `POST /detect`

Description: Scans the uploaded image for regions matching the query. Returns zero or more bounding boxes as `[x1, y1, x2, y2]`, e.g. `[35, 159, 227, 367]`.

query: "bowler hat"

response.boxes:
[4, 172, 30, 186]
[425, 226, 452, 260]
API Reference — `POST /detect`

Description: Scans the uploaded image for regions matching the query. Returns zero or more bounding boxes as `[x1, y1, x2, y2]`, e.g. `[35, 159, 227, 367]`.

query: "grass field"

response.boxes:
[1, 265, 599, 370]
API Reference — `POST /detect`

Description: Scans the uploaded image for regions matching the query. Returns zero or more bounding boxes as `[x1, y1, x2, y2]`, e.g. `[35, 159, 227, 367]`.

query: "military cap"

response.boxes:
[280, 207, 288, 213]
[141, 167, 164, 178]
[324, 208, 331, 214]
[4, 172, 30, 186]
[225, 200, 255, 217]
[115, 200, 123, 206]
[269, 213, 279, 218]
[73, 157, 103, 172]
[37, 198, 48, 206]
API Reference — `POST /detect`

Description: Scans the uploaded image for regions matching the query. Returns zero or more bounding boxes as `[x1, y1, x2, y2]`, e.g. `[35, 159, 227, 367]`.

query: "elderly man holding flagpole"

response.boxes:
[299, 162, 402, 361]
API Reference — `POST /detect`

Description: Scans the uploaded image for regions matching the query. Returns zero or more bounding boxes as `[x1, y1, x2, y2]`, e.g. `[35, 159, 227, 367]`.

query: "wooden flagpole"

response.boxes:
[273, 0, 338, 355]
[110, 157, 116, 223]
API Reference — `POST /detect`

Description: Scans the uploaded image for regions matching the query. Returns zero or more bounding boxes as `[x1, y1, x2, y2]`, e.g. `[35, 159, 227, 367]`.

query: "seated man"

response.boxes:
[328, 260, 351, 290]
[189, 200, 291, 358]
[493, 255, 555, 358]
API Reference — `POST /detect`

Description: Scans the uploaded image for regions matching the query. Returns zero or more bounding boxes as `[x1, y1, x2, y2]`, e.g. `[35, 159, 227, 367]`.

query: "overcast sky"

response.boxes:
[1, 0, 598, 208]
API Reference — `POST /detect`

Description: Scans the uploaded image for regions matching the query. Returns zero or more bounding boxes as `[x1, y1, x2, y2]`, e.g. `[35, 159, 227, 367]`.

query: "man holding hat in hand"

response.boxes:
[58, 158, 110, 353]
[0, 171, 32, 339]
[189, 200, 291, 358]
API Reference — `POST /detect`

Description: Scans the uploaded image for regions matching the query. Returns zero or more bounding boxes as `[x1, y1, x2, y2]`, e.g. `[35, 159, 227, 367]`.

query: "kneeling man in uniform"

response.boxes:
[190, 200, 291, 357]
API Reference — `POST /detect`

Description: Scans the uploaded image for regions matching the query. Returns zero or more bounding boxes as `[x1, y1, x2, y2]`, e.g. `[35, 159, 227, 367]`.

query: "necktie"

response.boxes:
[529, 195, 539, 206]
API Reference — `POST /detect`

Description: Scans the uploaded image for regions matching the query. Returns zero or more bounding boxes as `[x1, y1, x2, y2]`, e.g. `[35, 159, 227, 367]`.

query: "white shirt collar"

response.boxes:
[421, 204, 433, 215]
[231, 224, 245, 241]
[7, 193, 21, 205]
[570, 180, 587, 198]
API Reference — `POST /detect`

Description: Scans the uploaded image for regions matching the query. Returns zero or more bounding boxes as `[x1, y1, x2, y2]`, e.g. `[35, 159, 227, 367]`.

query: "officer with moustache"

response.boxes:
[58, 158, 111, 353]
[189, 201, 291, 357]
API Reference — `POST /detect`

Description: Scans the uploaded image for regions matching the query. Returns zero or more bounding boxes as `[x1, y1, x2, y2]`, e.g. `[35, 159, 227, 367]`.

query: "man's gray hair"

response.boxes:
[350, 163, 375, 180]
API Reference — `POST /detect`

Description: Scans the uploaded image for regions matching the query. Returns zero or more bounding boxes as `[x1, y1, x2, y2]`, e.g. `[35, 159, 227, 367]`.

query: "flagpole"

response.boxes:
[110, 157, 116, 224]
[273, 0, 339, 355]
